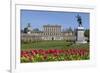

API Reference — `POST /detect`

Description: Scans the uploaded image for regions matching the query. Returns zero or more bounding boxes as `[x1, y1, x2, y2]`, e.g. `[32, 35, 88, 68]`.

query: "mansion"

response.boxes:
[21, 24, 76, 41]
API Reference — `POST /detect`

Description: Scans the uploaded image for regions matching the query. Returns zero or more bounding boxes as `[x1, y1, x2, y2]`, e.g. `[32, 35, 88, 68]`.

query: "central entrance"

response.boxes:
[52, 37, 54, 40]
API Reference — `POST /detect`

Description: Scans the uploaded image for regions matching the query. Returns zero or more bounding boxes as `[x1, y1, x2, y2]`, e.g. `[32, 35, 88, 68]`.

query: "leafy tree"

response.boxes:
[84, 29, 90, 42]
[33, 28, 40, 32]
[66, 27, 73, 32]
[24, 27, 28, 33]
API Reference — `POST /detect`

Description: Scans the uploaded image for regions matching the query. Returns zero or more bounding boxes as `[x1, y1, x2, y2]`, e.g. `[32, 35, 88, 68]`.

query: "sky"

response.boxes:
[20, 9, 90, 31]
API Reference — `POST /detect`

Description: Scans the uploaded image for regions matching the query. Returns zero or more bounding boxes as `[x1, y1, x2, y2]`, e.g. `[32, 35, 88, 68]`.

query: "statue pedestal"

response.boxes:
[76, 26, 87, 44]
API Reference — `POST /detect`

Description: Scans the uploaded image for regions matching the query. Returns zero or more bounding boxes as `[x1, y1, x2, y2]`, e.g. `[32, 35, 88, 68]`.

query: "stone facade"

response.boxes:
[42, 25, 63, 40]
[21, 24, 76, 41]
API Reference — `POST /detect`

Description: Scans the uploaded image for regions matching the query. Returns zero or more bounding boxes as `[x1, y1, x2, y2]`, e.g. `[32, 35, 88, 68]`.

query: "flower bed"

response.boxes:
[21, 48, 89, 63]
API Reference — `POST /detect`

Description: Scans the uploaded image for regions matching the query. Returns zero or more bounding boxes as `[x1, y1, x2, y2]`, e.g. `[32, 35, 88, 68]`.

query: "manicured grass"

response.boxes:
[21, 40, 89, 50]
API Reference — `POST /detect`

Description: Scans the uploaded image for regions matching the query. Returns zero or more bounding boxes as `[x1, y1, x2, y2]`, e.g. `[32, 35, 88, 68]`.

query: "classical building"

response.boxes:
[21, 24, 76, 41]
[42, 25, 63, 40]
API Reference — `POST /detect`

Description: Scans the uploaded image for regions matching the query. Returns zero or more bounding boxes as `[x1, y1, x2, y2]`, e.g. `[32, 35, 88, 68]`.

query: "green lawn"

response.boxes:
[21, 40, 89, 50]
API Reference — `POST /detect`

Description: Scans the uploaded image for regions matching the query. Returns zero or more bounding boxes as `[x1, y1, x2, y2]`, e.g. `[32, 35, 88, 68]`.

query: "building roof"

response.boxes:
[43, 24, 61, 27]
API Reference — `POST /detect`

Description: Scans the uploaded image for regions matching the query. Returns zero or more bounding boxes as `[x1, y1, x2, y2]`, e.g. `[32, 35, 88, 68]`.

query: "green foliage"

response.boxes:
[33, 28, 40, 32]
[23, 27, 28, 33]
[84, 29, 90, 42]
[21, 57, 30, 62]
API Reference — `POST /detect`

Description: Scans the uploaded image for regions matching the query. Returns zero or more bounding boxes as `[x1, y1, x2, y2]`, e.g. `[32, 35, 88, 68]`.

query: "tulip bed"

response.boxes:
[21, 48, 89, 63]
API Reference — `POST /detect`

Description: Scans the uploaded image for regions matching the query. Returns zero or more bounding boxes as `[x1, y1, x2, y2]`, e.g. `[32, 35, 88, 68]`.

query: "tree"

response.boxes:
[84, 29, 90, 42]
[24, 27, 28, 33]
[68, 27, 73, 32]
[33, 28, 40, 32]
[65, 27, 73, 32]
